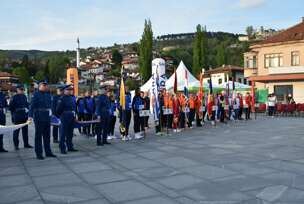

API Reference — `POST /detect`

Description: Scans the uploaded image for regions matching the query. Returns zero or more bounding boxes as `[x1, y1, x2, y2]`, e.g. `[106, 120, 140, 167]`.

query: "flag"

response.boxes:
[173, 68, 177, 94]
[184, 69, 189, 98]
[151, 70, 160, 121]
[119, 78, 126, 110]
[209, 78, 213, 94]
[199, 73, 204, 100]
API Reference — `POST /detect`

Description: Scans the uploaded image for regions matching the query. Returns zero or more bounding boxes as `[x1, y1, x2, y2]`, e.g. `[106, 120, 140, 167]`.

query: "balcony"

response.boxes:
[269, 66, 304, 75]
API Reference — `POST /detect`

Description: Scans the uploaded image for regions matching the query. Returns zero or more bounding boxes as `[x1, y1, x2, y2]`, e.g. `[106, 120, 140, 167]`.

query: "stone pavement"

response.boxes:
[1, 117, 304, 204]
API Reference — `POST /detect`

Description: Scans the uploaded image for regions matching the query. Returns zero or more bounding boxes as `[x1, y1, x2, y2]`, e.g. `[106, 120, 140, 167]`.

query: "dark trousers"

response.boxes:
[59, 115, 74, 152]
[239, 107, 243, 119]
[97, 116, 109, 144]
[179, 112, 185, 128]
[124, 110, 131, 136]
[220, 107, 225, 122]
[133, 111, 144, 133]
[188, 109, 195, 127]
[34, 120, 52, 157]
[52, 125, 59, 142]
[0, 113, 5, 150]
[109, 116, 116, 136]
[77, 113, 85, 133]
[13, 123, 29, 148]
[210, 111, 216, 121]
[84, 113, 92, 135]
[245, 107, 251, 120]
[269, 106, 275, 116]
[167, 114, 173, 129]
[144, 116, 149, 128]
[196, 112, 202, 126]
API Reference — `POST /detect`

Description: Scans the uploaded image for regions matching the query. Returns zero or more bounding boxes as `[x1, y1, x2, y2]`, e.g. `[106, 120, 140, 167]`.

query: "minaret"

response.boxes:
[76, 37, 80, 69]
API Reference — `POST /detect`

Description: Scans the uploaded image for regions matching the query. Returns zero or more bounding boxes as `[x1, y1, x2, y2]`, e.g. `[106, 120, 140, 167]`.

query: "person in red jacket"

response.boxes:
[239, 93, 244, 120]
[172, 94, 180, 132]
[244, 92, 251, 120]
[207, 94, 216, 126]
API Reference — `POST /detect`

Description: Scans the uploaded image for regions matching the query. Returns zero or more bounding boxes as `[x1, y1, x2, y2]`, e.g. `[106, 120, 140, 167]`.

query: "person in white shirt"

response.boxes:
[267, 93, 277, 117]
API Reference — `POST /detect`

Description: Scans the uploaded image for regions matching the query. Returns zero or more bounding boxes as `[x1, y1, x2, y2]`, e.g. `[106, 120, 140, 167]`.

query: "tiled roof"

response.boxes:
[258, 21, 304, 45]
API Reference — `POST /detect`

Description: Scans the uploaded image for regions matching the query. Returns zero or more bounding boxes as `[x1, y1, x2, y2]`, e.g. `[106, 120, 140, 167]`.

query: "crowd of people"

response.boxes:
[0, 80, 258, 160]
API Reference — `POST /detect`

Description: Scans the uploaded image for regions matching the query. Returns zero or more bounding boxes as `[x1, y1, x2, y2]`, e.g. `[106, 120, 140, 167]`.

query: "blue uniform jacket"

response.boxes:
[76, 98, 85, 114]
[29, 91, 52, 122]
[56, 95, 76, 123]
[125, 94, 132, 111]
[0, 92, 7, 124]
[84, 96, 94, 114]
[9, 94, 29, 123]
[96, 94, 111, 119]
[52, 95, 62, 117]
[132, 95, 144, 112]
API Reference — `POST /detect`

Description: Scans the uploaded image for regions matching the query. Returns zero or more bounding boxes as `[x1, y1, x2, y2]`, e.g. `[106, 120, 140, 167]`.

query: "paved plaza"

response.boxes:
[1, 117, 304, 203]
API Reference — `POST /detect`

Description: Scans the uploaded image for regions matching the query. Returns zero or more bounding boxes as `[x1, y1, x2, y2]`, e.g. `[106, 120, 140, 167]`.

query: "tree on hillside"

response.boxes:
[139, 19, 153, 82]
[192, 24, 208, 76]
[13, 67, 31, 84]
[111, 49, 123, 69]
[246, 26, 254, 38]
[47, 55, 70, 83]
[216, 44, 226, 66]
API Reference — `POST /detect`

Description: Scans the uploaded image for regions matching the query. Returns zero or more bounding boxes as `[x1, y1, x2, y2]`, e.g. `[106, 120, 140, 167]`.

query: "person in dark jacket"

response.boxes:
[76, 92, 85, 134]
[51, 86, 64, 143]
[29, 80, 56, 160]
[96, 85, 111, 146]
[132, 88, 145, 139]
[83, 91, 93, 136]
[143, 91, 150, 128]
[92, 89, 100, 136]
[56, 85, 78, 154]
[0, 89, 8, 152]
[9, 84, 33, 150]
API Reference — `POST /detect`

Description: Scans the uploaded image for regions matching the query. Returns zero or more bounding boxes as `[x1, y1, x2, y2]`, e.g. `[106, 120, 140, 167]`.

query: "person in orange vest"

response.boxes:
[167, 93, 174, 129]
[244, 92, 251, 120]
[207, 94, 216, 126]
[172, 94, 180, 132]
[195, 94, 203, 127]
[188, 94, 196, 128]
[178, 93, 186, 130]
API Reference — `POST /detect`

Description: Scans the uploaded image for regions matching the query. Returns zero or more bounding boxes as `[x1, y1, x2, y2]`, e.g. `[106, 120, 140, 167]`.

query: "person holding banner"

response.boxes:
[108, 95, 117, 140]
[9, 84, 33, 150]
[84, 91, 93, 136]
[0, 89, 8, 152]
[29, 80, 56, 160]
[51, 85, 64, 143]
[92, 89, 100, 137]
[56, 85, 78, 154]
[124, 91, 132, 140]
[132, 88, 144, 139]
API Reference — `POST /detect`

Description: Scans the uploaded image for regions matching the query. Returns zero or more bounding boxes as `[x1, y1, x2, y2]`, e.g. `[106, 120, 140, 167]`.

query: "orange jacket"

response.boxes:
[189, 96, 196, 109]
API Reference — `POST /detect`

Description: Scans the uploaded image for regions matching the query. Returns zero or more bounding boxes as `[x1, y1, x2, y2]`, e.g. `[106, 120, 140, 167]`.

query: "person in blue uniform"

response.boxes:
[0, 88, 8, 152]
[96, 85, 111, 146]
[84, 91, 93, 136]
[9, 84, 33, 150]
[29, 80, 56, 160]
[132, 88, 145, 139]
[56, 85, 78, 154]
[76, 92, 85, 134]
[51, 85, 64, 143]
[108, 95, 117, 140]
[124, 90, 132, 140]
[92, 89, 100, 137]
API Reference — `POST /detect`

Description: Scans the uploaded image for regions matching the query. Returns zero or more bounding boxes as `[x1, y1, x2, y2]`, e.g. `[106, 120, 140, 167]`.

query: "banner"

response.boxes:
[0, 121, 31, 135]
[66, 67, 79, 96]
[150, 58, 166, 121]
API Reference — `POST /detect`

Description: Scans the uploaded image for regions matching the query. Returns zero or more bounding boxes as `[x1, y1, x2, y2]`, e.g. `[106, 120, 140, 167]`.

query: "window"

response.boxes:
[218, 78, 222, 84]
[264, 53, 283, 68]
[238, 78, 242, 83]
[274, 85, 293, 102]
[291, 51, 300, 66]
[248, 80, 252, 86]
[243, 79, 247, 85]
[245, 56, 257, 68]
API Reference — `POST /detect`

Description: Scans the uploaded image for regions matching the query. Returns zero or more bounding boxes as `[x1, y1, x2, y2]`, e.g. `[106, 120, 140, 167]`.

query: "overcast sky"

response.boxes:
[0, 0, 303, 51]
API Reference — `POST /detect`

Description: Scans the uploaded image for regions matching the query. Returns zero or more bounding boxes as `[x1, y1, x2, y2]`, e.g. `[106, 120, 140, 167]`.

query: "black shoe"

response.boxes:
[24, 144, 33, 149]
[46, 154, 57, 158]
[104, 141, 111, 145]
[60, 150, 67, 154]
[68, 148, 78, 152]
[37, 156, 44, 160]
[0, 148, 8, 153]
[97, 143, 104, 146]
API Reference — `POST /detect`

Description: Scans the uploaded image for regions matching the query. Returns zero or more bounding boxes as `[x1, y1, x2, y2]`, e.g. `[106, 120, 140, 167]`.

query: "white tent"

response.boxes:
[166, 61, 205, 91]
[139, 77, 153, 92]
